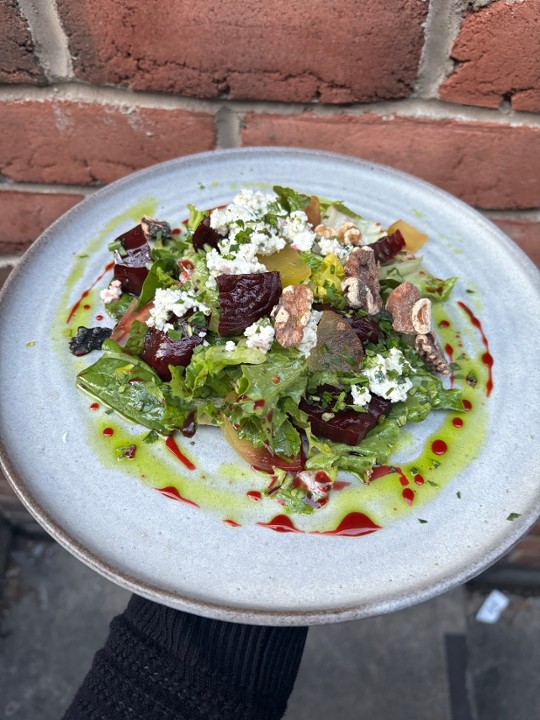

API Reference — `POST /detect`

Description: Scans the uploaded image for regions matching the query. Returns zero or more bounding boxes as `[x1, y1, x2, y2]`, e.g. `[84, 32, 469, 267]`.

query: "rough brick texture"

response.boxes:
[0, 191, 84, 254]
[242, 112, 540, 210]
[489, 216, 540, 267]
[440, 0, 540, 112]
[0, 0, 46, 84]
[58, 0, 428, 103]
[0, 100, 215, 185]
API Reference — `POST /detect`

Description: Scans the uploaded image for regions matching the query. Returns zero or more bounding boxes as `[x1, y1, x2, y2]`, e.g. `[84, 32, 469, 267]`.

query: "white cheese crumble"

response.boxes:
[280, 210, 316, 252]
[316, 237, 353, 264]
[244, 318, 275, 352]
[361, 349, 414, 403]
[297, 310, 322, 358]
[224, 341, 236, 352]
[351, 385, 372, 408]
[99, 279, 122, 304]
[146, 287, 210, 333]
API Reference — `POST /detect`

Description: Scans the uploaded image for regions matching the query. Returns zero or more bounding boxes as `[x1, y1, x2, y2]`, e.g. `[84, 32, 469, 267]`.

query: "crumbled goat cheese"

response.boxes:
[206, 246, 267, 279]
[146, 287, 210, 333]
[100, 279, 122, 304]
[351, 385, 372, 408]
[224, 341, 236, 352]
[297, 310, 322, 358]
[244, 319, 275, 352]
[281, 210, 316, 252]
[361, 350, 413, 403]
[316, 237, 353, 263]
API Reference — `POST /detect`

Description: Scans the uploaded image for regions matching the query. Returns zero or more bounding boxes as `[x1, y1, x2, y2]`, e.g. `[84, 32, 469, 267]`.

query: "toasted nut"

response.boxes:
[342, 247, 382, 314]
[415, 333, 450, 375]
[337, 222, 362, 245]
[342, 277, 379, 314]
[411, 298, 432, 335]
[141, 216, 172, 242]
[272, 284, 314, 347]
[385, 282, 420, 333]
[314, 223, 335, 239]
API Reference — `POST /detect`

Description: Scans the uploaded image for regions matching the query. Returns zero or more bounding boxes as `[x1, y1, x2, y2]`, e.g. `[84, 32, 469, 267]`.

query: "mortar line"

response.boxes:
[1, 84, 539, 128]
[0, 255, 22, 268]
[414, 0, 467, 100]
[16, 0, 73, 81]
[0, 182, 95, 197]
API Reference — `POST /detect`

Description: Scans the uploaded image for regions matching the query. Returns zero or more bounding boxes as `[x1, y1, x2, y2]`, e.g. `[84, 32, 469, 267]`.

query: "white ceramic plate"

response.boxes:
[1, 148, 539, 625]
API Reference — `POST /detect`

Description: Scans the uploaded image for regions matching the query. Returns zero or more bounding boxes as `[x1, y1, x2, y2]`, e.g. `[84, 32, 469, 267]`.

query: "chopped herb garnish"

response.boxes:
[143, 430, 159, 444]
[456, 491, 461, 499]
[507, 513, 521, 521]
[418, 518, 428, 524]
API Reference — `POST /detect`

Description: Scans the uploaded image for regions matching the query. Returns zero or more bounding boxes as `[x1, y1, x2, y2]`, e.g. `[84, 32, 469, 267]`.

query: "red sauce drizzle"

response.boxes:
[90, 402, 99, 410]
[165, 435, 196, 471]
[432, 439, 448, 455]
[452, 417, 464, 428]
[155, 485, 199, 508]
[457, 301, 494, 396]
[462, 399, 473, 411]
[103, 427, 114, 437]
[172, 228, 181, 234]
[257, 512, 381, 536]
[257, 514, 301, 533]
[370, 464, 408, 486]
[254, 399, 265, 410]
[247, 491, 262, 502]
[402, 488, 415, 505]
[224, 519, 241, 527]
[439, 319, 450, 328]
[317, 512, 380, 537]
[333, 481, 351, 491]
[67, 261, 115, 323]
[95, 314, 104, 321]
[414, 474, 425, 485]
[83, 304, 91, 310]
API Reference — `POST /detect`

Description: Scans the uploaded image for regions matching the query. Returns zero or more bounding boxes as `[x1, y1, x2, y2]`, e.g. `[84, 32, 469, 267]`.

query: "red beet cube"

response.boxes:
[217, 272, 282, 337]
[299, 395, 390, 446]
[113, 224, 151, 296]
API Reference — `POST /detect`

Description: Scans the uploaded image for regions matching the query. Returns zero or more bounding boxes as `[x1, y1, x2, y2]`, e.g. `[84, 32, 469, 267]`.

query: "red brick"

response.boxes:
[0, 191, 83, 254]
[58, 0, 428, 103]
[489, 216, 540, 267]
[241, 112, 540, 210]
[0, 0, 46, 84]
[0, 100, 215, 185]
[440, 1, 540, 112]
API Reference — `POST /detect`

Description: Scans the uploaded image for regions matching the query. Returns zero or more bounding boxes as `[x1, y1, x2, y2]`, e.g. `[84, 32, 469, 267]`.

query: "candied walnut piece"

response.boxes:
[386, 282, 421, 333]
[337, 222, 362, 245]
[411, 298, 432, 335]
[217, 272, 281, 337]
[272, 284, 313, 348]
[342, 247, 382, 314]
[69, 326, 112, 356]
[314, 223, 335, 239]
[141, 216, 172, 243]
[416, 333, 450, 375]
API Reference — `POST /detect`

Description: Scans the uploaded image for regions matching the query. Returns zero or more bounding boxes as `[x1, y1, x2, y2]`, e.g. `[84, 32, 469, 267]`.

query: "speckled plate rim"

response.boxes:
[0, 147, 539, 626]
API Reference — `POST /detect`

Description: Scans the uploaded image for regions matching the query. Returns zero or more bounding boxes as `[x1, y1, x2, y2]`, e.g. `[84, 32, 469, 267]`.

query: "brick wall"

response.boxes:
[1, 0, 539, 554]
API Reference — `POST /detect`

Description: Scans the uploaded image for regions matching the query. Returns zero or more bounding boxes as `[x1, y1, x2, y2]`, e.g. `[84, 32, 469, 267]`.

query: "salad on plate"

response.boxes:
[70, 186, 465, 517]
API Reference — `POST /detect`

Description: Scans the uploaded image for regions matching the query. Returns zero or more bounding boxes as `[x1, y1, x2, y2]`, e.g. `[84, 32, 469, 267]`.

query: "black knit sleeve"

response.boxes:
[62, 594, 308, 720]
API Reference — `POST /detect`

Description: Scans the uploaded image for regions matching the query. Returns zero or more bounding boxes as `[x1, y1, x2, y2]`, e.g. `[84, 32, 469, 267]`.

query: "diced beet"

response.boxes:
[192, 215, 221, 251]
[299, 395, 391, 446]
[217, 272, 282, 337]
[68, 326, 112, 356]
[112, 224, 151, 296]
[141, 324, 207, 381]
[370, 229, 406, 264]
[345, 315, 381, 345]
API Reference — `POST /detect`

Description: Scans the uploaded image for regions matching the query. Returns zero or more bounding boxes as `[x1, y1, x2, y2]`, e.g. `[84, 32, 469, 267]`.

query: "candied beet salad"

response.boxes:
[73, 187, 463, 515]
